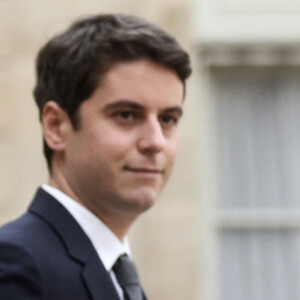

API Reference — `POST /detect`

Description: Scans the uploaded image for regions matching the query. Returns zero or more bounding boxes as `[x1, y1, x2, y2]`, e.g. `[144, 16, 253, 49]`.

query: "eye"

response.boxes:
[160, 114, 179, 126]
[112, 110, 142, 125]
[118, 111, 133, 119]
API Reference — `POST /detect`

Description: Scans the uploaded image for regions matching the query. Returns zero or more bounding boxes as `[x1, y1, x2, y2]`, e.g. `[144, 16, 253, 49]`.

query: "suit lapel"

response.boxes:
[82, 254, 120, 300]
[28, 188, 120, 300]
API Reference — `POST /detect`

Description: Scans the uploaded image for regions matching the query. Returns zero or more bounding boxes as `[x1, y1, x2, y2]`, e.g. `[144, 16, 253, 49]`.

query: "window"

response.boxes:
[211, 66, 300, 300]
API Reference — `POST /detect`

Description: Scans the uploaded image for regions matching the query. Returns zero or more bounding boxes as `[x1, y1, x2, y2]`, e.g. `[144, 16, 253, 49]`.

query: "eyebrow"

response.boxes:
[103, 100, 183, 115]
[163, 107, 183, 117]
[104, 100, 144, 111]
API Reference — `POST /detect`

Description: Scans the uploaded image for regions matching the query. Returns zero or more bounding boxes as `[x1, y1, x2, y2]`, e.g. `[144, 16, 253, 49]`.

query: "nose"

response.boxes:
[137, 116, 166, 154]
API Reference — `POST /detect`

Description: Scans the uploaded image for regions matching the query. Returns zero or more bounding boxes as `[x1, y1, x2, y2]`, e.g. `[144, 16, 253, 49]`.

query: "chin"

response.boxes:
[124, 190, 159, 214]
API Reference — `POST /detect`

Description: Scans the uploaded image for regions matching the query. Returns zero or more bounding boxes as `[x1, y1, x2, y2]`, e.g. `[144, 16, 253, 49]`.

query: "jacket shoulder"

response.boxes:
[0, 217, 44, 299]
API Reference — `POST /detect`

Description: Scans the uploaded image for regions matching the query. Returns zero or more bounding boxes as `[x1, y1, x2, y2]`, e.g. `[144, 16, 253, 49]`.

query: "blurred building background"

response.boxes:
[1, 0, 300, 299]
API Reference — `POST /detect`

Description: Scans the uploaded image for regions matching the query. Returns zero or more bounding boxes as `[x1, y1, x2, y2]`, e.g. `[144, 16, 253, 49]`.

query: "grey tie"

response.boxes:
[113, 254, 143, 300]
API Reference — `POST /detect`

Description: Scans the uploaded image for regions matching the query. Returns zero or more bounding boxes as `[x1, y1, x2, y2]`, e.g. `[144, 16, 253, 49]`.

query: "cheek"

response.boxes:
[91, 130, 135, 162]
[166, 137, 180, 165]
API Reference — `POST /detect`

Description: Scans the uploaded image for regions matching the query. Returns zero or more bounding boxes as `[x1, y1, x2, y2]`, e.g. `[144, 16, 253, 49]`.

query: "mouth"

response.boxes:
[123, 166, 163, 175]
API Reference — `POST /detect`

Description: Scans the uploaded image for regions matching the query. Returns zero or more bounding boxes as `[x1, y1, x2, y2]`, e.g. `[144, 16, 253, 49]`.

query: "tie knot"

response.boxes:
[113, 254, 140, 287]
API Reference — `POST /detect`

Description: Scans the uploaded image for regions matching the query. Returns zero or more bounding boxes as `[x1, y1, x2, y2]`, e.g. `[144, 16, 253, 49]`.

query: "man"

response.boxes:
[0, 13, 191, 299]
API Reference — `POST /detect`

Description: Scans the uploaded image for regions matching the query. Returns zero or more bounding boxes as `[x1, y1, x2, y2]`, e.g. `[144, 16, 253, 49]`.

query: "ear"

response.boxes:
[42, 101, 71, 152]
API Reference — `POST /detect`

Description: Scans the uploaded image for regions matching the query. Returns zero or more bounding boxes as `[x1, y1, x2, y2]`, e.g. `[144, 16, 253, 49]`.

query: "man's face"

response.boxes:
[61, 59, 184, 219]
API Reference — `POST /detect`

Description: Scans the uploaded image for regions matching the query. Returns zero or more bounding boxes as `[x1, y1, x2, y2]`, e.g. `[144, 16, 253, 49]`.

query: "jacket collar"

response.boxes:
[28, 188, 120, 300]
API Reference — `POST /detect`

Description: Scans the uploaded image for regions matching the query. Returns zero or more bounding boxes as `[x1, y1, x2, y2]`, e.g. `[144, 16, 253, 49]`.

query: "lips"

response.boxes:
[123, 166, 163, 174]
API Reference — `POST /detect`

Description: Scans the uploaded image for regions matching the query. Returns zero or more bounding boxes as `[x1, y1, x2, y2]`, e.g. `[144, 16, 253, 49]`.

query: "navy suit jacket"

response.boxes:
[0, 188, 127, 299]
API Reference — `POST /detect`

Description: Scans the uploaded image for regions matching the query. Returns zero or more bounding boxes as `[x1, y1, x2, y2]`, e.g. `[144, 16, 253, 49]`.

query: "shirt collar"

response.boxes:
[41, 184, 131, 271]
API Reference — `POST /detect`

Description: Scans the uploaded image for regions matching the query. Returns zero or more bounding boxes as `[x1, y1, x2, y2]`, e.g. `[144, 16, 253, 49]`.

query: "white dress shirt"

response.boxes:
[42, 184, 130, 300]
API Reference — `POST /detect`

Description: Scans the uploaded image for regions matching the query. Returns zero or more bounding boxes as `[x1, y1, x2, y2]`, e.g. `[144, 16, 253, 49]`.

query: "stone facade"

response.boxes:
[0, 1, 200, 299]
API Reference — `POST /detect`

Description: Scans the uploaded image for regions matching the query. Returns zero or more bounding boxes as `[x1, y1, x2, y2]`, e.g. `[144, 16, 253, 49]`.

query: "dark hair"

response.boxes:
[33, 13, 192, 170]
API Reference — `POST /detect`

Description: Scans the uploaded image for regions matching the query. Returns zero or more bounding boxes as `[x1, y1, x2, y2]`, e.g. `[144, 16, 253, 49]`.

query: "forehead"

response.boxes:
[91, 59, 184, 108]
